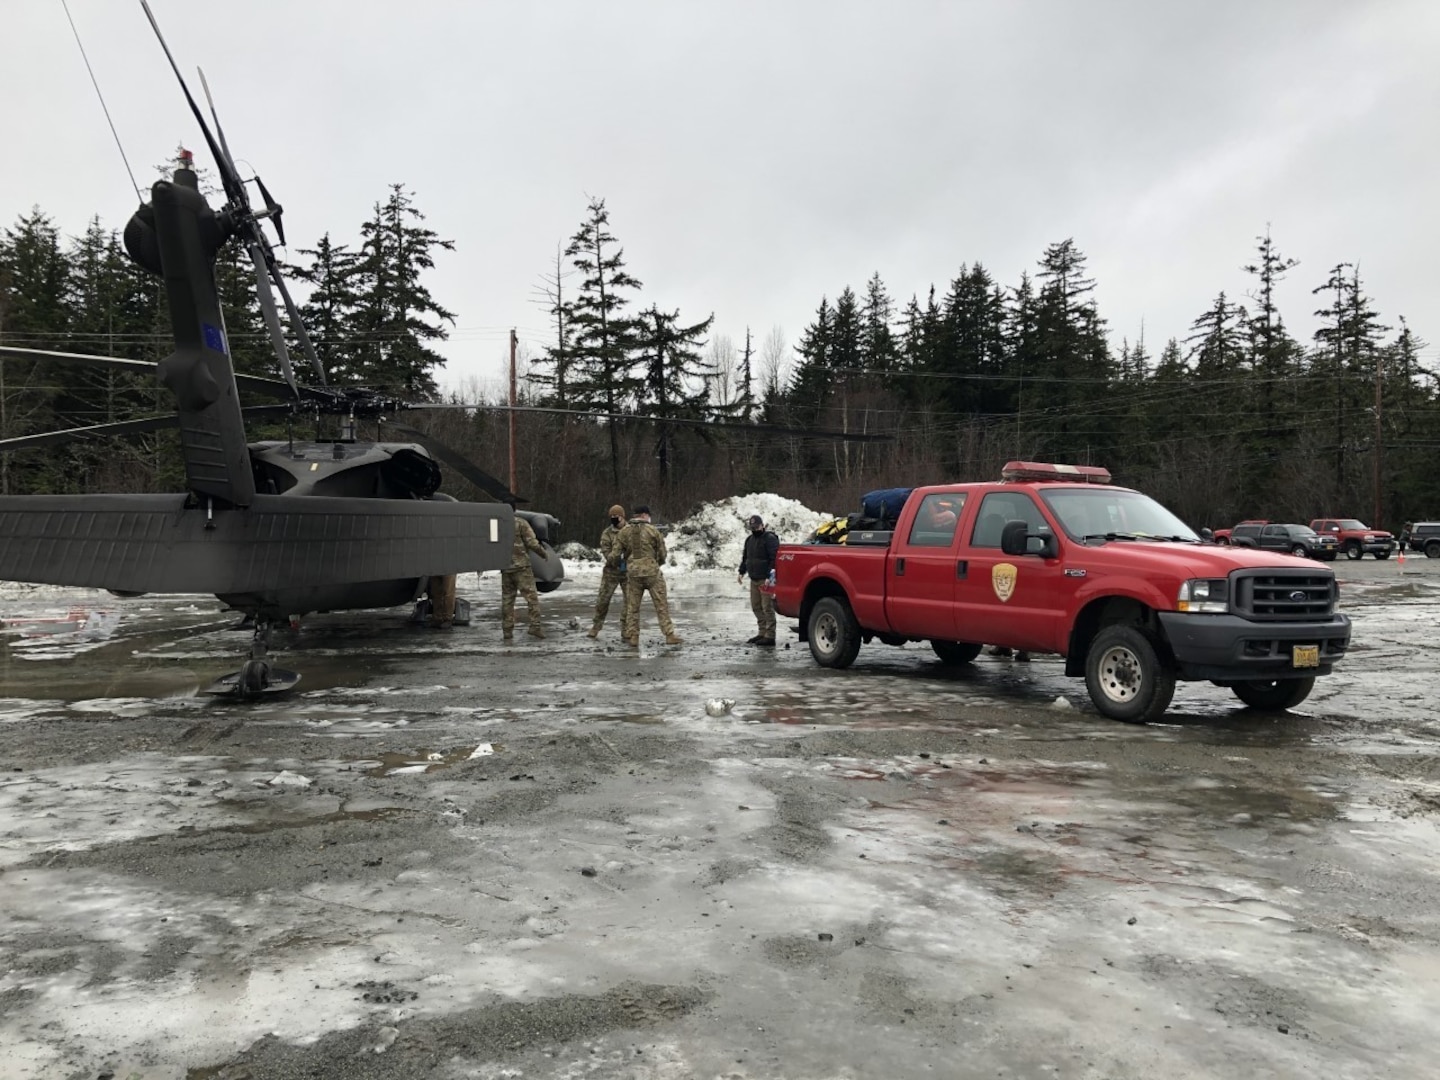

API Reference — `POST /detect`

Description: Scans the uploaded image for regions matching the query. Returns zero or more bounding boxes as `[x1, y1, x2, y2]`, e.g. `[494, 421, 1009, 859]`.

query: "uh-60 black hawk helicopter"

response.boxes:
[0, 1, 564, 696]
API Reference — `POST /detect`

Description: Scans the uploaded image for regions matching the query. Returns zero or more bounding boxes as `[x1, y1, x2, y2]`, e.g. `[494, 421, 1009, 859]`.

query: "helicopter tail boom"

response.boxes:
[0, 493, 515, 595]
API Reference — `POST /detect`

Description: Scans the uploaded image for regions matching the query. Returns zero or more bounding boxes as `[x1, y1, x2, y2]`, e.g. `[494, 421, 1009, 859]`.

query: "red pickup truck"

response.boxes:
[770, 462, 1352, 723]
[1309, 518, 1396, 560]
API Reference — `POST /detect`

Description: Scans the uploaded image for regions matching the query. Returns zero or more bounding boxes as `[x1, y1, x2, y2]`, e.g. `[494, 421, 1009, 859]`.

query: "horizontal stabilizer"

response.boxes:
[0, 494, 515, 594]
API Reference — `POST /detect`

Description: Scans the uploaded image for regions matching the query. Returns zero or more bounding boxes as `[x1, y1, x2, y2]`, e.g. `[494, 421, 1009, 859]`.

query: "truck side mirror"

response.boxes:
[1000, 519, 1056, 558]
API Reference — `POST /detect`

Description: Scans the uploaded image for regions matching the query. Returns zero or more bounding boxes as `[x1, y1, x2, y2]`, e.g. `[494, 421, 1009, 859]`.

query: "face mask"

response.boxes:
[611, 517, 621, 527]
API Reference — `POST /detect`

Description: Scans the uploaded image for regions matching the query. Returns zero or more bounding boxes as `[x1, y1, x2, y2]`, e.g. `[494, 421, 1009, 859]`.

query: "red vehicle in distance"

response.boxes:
[1213, 519, 1268, 545]
[1310, 518, 1397, 560]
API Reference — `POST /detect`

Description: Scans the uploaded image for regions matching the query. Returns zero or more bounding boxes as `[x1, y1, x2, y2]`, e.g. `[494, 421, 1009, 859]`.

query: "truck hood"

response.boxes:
[1074, 541, 1331, 579]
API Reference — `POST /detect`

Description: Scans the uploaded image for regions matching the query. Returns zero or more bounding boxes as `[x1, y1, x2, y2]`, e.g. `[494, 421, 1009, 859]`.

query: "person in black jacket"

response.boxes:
[737, 514, 780, 646]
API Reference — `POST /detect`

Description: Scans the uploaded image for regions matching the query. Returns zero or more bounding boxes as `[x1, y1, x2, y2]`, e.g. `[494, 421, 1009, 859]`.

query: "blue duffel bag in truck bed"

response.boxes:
[859, 487, 914, 526]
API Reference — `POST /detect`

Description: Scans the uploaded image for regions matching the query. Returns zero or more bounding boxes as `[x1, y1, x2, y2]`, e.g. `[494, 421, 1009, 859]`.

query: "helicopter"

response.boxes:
[0, 1, 889, 698]
[0, 1, 563, 697]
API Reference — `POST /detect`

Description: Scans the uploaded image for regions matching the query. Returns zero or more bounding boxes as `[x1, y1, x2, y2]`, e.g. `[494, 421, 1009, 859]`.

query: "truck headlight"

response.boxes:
[1177, 578, 1229, 613]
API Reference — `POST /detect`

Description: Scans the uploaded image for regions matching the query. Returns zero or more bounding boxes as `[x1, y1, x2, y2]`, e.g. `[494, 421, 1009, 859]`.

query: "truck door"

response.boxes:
[1261, 524, 1287, 553]
[884, 492, 968, 640]
[953, 490, 1068, 653]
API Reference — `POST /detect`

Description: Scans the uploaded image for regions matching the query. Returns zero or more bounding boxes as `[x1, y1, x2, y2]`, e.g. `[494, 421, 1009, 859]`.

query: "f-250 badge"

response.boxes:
[992, 562, 1018, 602]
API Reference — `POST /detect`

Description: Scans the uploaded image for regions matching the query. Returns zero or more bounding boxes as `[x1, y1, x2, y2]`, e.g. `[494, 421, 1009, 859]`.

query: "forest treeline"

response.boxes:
[2, 184, 1437, 543]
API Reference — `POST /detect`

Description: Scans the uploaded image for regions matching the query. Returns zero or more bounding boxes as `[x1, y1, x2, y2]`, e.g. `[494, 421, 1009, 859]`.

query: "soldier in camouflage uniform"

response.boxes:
[618, 505, 682, 647]
[501, 513, 546, 641]
[588, 503, 628, 638]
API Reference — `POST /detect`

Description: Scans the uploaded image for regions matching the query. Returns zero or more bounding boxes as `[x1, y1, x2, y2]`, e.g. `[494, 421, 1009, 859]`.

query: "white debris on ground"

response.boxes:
[266, 770, 313, 788]
[704, 698, 736, 717]
[665, 493, 833, 572]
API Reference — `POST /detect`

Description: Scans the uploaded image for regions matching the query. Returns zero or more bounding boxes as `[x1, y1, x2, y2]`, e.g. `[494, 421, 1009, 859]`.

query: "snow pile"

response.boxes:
[665, 493, 834, 572]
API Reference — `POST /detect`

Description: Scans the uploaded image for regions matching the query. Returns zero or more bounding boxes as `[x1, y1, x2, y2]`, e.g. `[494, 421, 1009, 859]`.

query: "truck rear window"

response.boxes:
[907, 493, 967, 548]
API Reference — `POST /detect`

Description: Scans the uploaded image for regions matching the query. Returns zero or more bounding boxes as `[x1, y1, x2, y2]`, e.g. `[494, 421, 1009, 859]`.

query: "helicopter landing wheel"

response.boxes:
[205, 663, 301, 697]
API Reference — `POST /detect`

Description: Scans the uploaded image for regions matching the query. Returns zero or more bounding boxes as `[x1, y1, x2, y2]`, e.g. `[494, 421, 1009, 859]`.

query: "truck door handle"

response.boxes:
[955, 560, 967, 579]
[895, 558, 905, 576]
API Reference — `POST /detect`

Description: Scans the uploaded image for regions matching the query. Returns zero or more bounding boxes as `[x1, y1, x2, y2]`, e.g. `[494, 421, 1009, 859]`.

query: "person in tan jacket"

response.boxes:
[588, 504, 628, 638]
[501, 513, 546, 641]
[617, 505, 681, 647]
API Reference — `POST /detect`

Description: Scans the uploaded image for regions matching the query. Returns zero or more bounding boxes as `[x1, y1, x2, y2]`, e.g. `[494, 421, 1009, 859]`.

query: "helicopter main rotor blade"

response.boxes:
[377, 418, 527, 505]
[0, 346, 329, 404]
[138, 0, 244, 205]
[403, 402, 894, 442]
[0, 404, 295, 453]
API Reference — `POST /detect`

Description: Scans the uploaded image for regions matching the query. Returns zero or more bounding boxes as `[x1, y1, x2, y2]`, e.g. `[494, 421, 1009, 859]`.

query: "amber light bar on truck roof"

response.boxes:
[1001, 461, 1112, 484]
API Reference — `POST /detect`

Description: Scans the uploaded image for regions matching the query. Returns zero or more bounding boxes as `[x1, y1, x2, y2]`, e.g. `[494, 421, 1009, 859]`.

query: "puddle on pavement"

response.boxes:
[356, 743, 497, 777]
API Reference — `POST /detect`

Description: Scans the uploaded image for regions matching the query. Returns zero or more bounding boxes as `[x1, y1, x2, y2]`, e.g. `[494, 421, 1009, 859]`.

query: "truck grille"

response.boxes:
[1231, 570, 1336, 620]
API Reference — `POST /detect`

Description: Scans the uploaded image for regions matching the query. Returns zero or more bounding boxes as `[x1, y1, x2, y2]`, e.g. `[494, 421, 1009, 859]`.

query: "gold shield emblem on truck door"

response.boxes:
[992, 562, 1018, 602]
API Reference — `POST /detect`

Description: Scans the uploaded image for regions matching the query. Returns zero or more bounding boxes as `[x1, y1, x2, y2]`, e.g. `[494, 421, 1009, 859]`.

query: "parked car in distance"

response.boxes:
[1310, 518, 1396, 560]
[1213, 519, 1268, 545]
[1230, 522, 1339, 560]
[1398, 521, 1440, 558]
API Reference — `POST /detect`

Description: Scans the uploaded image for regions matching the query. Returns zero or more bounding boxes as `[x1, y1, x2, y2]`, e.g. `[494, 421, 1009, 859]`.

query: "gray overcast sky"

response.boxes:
[4, 0, 1438, 395]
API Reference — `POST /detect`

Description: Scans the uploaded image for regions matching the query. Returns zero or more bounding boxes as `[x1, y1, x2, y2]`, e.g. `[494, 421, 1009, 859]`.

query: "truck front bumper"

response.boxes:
[1156, 612, 1352, 682]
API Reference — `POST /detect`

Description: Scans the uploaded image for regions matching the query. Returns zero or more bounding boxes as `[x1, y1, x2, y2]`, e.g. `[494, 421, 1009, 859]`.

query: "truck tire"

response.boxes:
[808, 597, 862, 669]
[1426, 540, 1440, 559]
[1290, 544, 1308, 557]
[1085, 625, 1175, 723]
[1344, 541, 1362, 560]
[931, 640, 982, 665]
[1231, 677, 1315, 711]
[1375, 549, 1390, 560]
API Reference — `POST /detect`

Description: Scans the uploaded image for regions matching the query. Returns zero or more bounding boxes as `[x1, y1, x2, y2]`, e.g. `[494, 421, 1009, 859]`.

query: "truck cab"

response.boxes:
[772, 462, 1352, 723]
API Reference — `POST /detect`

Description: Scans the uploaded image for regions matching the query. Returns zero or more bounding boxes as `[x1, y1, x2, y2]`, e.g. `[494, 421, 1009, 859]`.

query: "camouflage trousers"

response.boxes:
[622, 568, 675, 642]
[591, 568, 627, 633]
[427, 574, 457, 627]
[501, 567, 541, 635]
[749, 579, 776, 639]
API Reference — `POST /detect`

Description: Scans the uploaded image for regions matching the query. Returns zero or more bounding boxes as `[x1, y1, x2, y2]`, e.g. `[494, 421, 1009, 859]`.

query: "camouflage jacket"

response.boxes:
[509, 516, 544, 571]
[598, 523, 626, 573]
[618, 519, 667, 574]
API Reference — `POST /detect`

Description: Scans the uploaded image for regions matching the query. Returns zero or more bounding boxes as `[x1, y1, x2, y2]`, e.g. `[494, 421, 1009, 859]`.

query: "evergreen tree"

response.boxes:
[787, 296, 834, 421]
[563, 198, 643, 485]
[859, 272, 897, 372]
[0, 210, 68, 493]
[290, 232, 361, 383]
[352, 184, 456, 398]
[634, 305, 715, 484]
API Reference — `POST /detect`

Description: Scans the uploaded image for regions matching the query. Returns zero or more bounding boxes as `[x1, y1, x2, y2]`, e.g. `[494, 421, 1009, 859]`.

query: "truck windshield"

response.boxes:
[1333, 519, 1368, 530]
[1040, 488, 1199, 543]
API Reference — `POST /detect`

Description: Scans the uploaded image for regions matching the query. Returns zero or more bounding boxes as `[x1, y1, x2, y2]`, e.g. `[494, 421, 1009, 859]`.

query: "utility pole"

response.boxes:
[508, 329, 518, 495]
[1374, 347, 1383, 528]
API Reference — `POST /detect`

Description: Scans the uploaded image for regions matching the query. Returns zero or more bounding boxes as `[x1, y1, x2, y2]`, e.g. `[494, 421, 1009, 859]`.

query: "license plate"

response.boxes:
[1292, 644, 1319, 668]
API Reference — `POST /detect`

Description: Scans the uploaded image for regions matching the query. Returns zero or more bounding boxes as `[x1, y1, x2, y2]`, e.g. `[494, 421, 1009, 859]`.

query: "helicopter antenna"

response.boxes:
[61, 0, 142, 202]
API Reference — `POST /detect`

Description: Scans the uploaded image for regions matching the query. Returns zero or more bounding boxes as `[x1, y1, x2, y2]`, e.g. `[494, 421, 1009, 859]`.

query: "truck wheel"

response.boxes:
[1426, 541, 1440, 559]
[1290, 544, 1308, 557]
[1231, 677, 1315, 711]
[1085, 625, 1175, 723]
[808, 597, 862, 669]
[1344, 541, 1362, 560]
[931, 640, 982, 665]
[1374, 549, 1389, 560]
